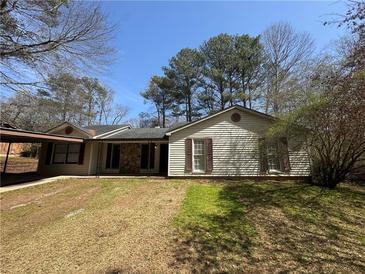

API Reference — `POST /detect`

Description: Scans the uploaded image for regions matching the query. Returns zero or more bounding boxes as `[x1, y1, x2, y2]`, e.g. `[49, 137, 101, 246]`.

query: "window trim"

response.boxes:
[52, 144, 67, 164]
[52, 143, 81, 164]
[66, 143, 81, 164]
[192, 139, 206, 173]
[266, 142, 282, 173]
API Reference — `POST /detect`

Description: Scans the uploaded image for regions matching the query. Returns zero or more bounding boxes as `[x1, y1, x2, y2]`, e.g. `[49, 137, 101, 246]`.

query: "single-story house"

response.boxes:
[34, 105, 311, 178]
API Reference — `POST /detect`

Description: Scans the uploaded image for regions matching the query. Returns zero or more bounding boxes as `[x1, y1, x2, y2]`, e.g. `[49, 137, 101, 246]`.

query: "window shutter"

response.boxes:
[279, 137, 291, 172]
[185, 139, 192, 173]
[78, 143, 86, 165]
[258, 138, 268, 174]
[205, 138, 213, 174]
[45, 143, 53, 165]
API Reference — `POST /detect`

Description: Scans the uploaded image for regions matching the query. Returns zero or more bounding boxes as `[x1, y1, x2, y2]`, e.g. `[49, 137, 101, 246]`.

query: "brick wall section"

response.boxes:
[120, 144, 141, 174]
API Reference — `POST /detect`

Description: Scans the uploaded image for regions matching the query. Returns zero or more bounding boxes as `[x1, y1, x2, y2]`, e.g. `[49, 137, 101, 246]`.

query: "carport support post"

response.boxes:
[3, 142, 11, 173]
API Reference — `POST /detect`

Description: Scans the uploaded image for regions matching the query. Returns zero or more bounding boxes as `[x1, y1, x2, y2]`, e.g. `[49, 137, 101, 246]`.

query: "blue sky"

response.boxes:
[99, 1, 347, 119]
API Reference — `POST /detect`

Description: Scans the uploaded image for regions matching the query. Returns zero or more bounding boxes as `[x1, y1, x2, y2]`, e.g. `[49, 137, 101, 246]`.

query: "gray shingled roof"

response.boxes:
[169, 122, 188, 130]
[103, 128, 169, 140]
[83, 124, 129, 136]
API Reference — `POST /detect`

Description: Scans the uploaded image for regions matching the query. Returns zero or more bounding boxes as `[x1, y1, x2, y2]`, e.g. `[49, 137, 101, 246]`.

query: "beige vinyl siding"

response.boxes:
[37, 142, 92, 176]
[88, 142, 99, 175]
[287, 149, 312, 176]
[168, 108, 311, 177]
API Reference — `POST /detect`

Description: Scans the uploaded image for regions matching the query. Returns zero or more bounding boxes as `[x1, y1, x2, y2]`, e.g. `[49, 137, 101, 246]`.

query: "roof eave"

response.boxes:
[91, 136, 169, 141]
[0, 127, 84, 143]
[93, 125, 132, 139]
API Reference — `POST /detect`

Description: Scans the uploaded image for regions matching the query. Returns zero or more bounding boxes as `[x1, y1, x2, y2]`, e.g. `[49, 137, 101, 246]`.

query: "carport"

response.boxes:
[0, 127, 83, 186]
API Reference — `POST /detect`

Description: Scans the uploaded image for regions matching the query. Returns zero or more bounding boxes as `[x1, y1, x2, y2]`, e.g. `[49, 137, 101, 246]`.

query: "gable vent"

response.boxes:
[231, 113, 241, 122]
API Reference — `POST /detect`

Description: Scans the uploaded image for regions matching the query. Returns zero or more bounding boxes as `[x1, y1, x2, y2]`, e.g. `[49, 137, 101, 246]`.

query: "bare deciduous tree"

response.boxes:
[261, 22, 314, 114]
[269, 34, 365, 188]
[111, 105, 130, 125]
[0, 0, 116, 92]
[271, 75, 364, 188]
[326, 0, 365, 71]
[0, 73, 128, 130]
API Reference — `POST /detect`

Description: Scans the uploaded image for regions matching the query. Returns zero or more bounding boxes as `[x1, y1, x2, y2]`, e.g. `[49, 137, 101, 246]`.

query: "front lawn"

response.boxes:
[0, 179, 364, 273]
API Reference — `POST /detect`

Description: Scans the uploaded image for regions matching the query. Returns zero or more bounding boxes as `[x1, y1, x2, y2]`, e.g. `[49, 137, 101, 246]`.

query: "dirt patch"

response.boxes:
[65, 208, 85, 218]
[0, 180, 101, 238]
[1, 182, 75, 210]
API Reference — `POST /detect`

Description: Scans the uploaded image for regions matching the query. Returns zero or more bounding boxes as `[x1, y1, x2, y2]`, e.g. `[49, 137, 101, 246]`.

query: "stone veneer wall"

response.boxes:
[120, 143, 141, 174]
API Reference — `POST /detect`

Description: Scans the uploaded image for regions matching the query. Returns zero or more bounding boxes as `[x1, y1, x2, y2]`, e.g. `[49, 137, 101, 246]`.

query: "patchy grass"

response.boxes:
[0, 178, 189, 273]
[1, 179, 364, 273]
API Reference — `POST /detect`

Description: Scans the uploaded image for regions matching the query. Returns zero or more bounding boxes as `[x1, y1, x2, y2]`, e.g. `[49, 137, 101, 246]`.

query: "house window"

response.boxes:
[140, 143, 155, 170]
[67, 144, 80, 163]
[106, 144, 120, 169]
[267, 143, 281, 171]
[53, 143, 80, 164]
[53, 144, 67, 164]
[193, 139, 206, 172]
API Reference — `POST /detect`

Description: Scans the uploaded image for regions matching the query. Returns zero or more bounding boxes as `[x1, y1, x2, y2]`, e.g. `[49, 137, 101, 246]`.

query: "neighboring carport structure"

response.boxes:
[0, 127, 83, 185]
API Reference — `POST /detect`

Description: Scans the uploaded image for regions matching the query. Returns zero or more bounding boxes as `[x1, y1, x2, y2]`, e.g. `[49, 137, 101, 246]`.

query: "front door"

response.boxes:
[159, 144, 168, 174]
[140, 143, 155, 171]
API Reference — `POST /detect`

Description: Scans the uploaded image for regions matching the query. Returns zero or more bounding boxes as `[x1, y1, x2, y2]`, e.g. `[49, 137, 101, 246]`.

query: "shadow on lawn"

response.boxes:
[172, 181, 365, 273]
[172, 184, 255, 273]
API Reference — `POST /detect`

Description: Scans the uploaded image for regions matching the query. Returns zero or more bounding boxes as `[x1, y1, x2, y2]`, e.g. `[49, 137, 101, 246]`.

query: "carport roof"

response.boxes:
[0, 127, 84, 143]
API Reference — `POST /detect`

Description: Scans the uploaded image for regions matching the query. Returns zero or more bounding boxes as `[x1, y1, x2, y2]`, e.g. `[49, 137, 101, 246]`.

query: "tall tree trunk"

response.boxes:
[185, 102, 188, 122]
[61, 83, 69, 121]
[248, 87, 252, 109]
[162, 106, 166, 128]
[98, 105, 103, 125]
[155, 103, 161, 127]
[273, 64, 280, 114]
[228, 73, 234, 107]
[62, 99, 67, 121]
[187, 93, 192, 122]
[241, 72, 246, 108]
[87, 93, 93, 126]
[219, 81, 225, 110]
[229, 80, 233, 107]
